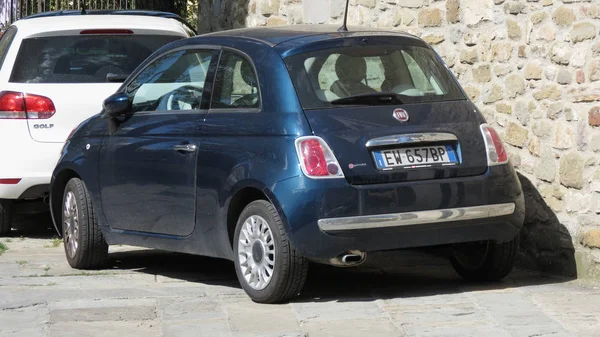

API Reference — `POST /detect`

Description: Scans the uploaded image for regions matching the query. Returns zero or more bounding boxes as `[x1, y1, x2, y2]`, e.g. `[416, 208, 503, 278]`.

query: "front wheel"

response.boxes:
[0, 199, 12, 236]
[450, 236, 519, 282]
[62, 178, 108, 269]
[233, 200, 308, 303]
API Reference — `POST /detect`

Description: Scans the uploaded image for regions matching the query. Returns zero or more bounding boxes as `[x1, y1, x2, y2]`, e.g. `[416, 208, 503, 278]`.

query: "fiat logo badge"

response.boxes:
[393, 108, 409, 123]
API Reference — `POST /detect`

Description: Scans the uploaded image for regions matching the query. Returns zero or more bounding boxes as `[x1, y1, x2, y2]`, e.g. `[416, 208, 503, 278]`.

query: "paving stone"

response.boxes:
[224, 299, 301, 334]
[46, 321, 160, 337]
[49, 306, 157, 322]
[301, 318, 402, 337]
[162, 318, 230, 337]
[159, 298, 225, 321]
[293, 299, 385, 322]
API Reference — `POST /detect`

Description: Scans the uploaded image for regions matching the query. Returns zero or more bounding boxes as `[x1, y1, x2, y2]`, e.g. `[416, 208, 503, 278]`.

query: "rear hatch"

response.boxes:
[9, 31, 183, 143]
[303, 101, 488, 185]
[283, 35, 488, 185]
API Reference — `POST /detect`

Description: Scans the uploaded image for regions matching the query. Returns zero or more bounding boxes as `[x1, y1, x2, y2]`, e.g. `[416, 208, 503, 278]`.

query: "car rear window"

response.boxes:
[10, 35, 181, 83]
[284, 44, 465, 109]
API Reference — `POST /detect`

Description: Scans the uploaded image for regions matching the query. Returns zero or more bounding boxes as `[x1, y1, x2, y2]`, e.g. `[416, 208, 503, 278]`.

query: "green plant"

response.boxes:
[15, 260, 27, 266]
[4, 238, 12, 243]
[0, 242, 7, 256]
[52, 237, 63, 248]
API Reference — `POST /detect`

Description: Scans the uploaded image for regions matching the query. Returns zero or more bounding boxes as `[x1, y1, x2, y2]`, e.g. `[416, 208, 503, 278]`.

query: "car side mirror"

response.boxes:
[103, 93, 130, 118]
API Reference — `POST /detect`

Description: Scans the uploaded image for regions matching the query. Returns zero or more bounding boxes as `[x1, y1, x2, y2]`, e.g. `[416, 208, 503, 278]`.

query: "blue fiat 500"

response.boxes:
[50, 25, 525, 303]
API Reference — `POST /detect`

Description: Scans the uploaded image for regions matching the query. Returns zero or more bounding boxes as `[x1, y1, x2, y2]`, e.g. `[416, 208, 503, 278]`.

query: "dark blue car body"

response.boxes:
[50, 25, 525, 266]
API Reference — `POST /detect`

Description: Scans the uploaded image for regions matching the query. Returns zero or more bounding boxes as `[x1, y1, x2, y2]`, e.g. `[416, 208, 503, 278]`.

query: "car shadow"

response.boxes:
[516, 173, 577, 278]
[7, 211, 58, 239]
[106, 247, 574, 302]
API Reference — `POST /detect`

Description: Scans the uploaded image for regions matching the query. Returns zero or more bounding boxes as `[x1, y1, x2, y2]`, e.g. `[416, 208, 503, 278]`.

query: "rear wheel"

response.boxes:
[62, 178, 108, 269]
[450, 236, 518, 282]
[233, 200, 308, 303]
[0, 199, 12, 236]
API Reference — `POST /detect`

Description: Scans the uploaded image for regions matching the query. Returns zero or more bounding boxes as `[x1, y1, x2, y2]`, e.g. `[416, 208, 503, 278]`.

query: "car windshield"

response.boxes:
[284, 44, 465, 109]
[10, 35, 181, 83]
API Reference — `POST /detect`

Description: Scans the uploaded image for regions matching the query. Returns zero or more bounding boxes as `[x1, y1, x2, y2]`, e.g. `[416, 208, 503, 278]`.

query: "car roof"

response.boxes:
[202, 24, 421, 47]
[12, 10, 193, 37]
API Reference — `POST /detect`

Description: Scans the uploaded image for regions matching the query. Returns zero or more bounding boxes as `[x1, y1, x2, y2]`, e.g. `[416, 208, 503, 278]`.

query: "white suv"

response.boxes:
[0, 11, 194, 235]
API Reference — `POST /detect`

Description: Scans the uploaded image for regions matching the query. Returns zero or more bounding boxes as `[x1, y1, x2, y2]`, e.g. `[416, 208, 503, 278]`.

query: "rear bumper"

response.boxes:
[318, 203, 516, 233]
[0, 121, 63, 199]
[270, 164, 525, 261]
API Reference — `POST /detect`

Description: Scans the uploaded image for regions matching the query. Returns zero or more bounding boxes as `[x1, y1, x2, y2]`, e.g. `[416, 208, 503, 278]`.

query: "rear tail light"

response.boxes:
[480, 124, 508, 166]
[0, 91, 55, 120]
[295, 136, 344, 179]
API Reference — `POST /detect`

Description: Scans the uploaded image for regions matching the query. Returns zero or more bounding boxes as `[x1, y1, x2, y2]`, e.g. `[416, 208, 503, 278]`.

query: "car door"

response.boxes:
[98, 47, 220, 236]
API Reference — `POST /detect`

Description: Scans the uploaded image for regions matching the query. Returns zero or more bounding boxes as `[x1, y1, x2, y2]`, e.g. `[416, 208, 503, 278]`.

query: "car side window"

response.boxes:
[127, 49, 215, 113]
[0, 27, 17, 72]
[211, 51, 260, 110]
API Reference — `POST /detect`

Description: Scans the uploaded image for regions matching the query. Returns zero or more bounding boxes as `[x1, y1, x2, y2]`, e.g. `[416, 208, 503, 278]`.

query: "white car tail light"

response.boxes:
[480, 124, 508, 166]
[295, 136, 344, 179]
[0, 91, 56, 120]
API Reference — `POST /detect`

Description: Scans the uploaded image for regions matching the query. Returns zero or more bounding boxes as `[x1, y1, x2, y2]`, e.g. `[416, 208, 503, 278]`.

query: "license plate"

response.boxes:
[373, 145, 457, 169]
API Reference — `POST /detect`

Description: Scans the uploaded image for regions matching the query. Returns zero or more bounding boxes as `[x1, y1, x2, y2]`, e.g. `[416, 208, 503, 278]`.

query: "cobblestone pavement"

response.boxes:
[0, 214, 599, 337]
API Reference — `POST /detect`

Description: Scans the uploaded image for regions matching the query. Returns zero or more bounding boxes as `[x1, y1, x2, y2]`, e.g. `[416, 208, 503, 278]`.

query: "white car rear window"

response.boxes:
[10, 35, 180, 83]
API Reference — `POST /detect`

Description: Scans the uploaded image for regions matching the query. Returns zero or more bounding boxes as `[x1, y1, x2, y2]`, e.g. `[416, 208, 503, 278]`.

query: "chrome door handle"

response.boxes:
[173, 144, 197, 152]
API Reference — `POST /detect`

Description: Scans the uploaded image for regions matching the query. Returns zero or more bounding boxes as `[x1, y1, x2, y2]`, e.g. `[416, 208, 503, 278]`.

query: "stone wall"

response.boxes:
[199, 0, 600, 280]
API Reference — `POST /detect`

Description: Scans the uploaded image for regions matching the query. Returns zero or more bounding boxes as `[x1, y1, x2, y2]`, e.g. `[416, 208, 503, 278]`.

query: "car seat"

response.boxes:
[330, 55, 376, 97]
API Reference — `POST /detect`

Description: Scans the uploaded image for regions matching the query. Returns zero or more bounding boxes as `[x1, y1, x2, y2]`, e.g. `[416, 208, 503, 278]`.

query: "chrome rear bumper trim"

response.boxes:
[317, 203, 516, 233]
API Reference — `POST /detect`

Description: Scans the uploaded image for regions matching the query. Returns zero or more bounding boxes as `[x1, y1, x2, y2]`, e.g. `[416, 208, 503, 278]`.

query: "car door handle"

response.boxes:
[173, 144, 197, 153]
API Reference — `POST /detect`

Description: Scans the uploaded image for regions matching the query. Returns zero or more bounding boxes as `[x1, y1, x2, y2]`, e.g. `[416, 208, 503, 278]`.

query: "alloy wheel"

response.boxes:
[63, 191, 79, 259]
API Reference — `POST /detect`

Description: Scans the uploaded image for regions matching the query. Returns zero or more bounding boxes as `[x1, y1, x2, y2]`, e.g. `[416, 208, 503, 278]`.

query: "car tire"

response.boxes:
[233, 200, 308, 303]
[450, 236, 519, 282]
[0, 199, 12, 236]
[62, 178, 108, 269]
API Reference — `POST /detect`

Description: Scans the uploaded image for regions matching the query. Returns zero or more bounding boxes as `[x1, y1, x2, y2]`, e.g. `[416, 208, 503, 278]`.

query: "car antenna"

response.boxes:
[337, 0, 350, 32]
[80, 1, 87, 15]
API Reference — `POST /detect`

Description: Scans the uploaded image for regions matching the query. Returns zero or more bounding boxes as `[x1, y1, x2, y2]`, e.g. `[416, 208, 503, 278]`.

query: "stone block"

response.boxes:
[506, 74, 526, 98]
[532, 120, 552, 138]
[472, 64, 492, 82]
[557, 68, 572, 85]
[589, 59, 600, 82]
[589, 107, 600, 126]
[533, 85, 562, 101]
[460, 48, 478, 64]
[505, 122, 529, 147]
[571, 22, 597, 43]
[260, 0, 281, 16]
[418, 8, 442, 27]
[491, 41, 513, 62]
[530, 11, 548, 24]
[266, 16, 287, 26]
[423, 34, 445, 45]
[535, 147, 556, 181]
[552, 6, 575, 26]
[553, 122, 574, 149]
[484, 84, 504, 104]
[507, 19, 522, 39]
[559, 151, 584, 189]
[446, 0, 460, 23]
[524, 63, 543, 80]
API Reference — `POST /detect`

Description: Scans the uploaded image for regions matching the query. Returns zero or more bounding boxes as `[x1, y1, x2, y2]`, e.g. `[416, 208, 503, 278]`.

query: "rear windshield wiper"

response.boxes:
[330, 92, 404, 105]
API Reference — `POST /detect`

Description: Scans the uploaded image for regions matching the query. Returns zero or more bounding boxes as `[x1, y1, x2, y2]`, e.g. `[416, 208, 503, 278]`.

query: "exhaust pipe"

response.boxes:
[329, 250, 367, 267]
